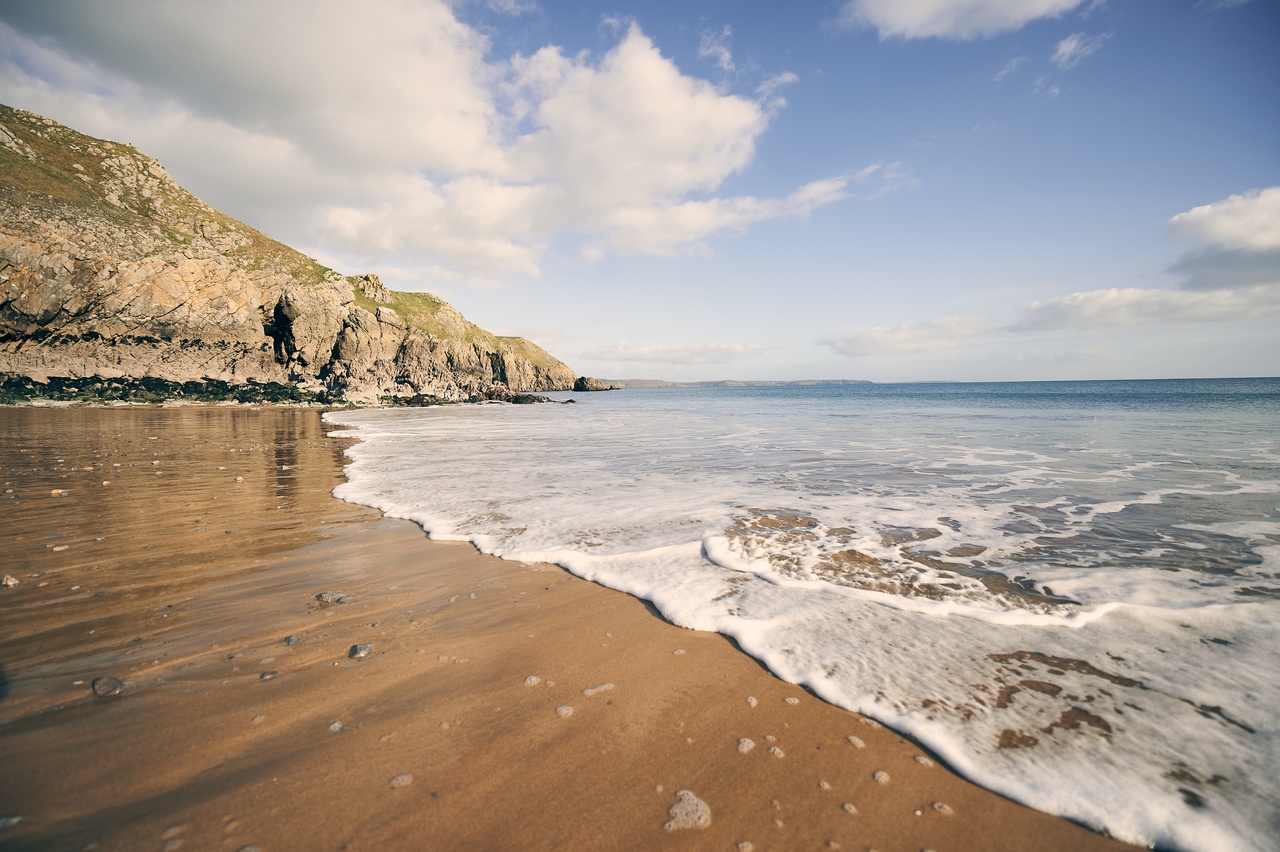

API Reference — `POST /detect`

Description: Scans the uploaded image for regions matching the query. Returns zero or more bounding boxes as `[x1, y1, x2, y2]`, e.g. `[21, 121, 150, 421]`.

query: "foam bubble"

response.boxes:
[842, 803, 857, 814]
[872, 771, 890, 784]
[524, 675, 541, 686]
[914, 756, 935, 767]
[932, 802, 954, 815]
[747, 696, 758, 708]
[583, 682, 614, 696]
[784, 697, 799, 705]
[846, 736, 865, 748]
[555, 705, 573, 717]
[664, 789, 711, 831]
[769, 747, 785, 759]
[737, 738, 755, 754]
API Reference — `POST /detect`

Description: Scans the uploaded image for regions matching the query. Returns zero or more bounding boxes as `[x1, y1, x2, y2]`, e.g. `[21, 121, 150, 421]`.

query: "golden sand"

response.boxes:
[0, 406, 1135, 851]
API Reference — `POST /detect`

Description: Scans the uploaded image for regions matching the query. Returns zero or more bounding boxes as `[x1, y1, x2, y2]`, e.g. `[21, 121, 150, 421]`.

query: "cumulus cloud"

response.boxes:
[1051, 32, 1111, 68]
[836, 0, 1089, 40]
[586, 341, 770, 365]
[1164, 186, 1280, 296]
[1167, 187, 1280, 252]
[0, 2, 841, 282]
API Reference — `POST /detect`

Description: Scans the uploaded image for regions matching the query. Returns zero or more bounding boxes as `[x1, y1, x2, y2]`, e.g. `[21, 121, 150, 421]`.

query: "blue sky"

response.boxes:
[2, 0, 1277, 381]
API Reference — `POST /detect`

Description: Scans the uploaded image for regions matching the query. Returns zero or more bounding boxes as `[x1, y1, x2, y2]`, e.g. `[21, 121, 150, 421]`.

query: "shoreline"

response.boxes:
[0, 406, 1135, 850]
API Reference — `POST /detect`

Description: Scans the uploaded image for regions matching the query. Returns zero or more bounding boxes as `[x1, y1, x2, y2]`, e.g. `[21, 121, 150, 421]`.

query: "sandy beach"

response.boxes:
[0, 406, 1136, 851]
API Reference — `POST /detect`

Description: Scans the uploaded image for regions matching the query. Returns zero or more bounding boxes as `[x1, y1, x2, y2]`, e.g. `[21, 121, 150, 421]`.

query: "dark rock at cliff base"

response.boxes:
[509, 393, 550, 404]
[0, 104, 577, 404]
[573, 376, 620, 392]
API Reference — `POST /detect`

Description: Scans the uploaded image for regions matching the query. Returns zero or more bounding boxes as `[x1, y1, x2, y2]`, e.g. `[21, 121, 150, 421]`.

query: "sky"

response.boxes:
[1, 0, 1277, 382]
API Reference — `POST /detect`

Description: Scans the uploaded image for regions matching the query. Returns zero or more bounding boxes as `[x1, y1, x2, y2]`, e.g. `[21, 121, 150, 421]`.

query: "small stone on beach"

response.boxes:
[283, 635, 300, 646]
[316, 591, 352, 604]
[349, 644, 372, 660]
[523, 675, 541, 686]
[390, 774, 413, 789]
[846, 735, 865, 748]
[0, 816, 23, 829]
[329, 721, 343, 732]
[259, 671, 279, 680]
[2, 575, 18, 587]
[91, 676, 127, 697]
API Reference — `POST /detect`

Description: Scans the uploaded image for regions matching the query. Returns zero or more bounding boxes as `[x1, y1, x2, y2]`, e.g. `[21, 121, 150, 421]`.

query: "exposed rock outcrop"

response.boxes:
[0, 104, 576, 403]
[573, 376, 620, 392]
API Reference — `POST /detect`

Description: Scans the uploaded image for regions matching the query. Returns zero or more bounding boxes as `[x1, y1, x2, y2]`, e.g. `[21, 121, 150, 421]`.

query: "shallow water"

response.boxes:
[329, 378, 1280, 851]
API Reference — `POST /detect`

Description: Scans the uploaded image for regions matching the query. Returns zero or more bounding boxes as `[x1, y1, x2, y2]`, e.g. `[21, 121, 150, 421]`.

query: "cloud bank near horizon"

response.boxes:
[820, 187, 1280, 358]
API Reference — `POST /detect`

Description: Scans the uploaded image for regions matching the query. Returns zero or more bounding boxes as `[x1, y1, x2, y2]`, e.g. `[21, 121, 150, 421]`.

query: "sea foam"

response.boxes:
[328, 379, 1280, 851]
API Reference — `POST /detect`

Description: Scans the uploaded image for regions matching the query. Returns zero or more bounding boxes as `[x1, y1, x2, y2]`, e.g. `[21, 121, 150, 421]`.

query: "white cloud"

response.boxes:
[595, 177, 849, 255]
[994, 56, 1026, 81]
[699, 26, 735, 74]
[852, 161, 921, 199]
[0, 5, 840, 281]
[1033, 75, 1062, 98]
[1051, 32, 1110, 68]
[483, 0, 538, 15]
[1010, 285, 1280, 330]
[837, 0, 1089, 40]
[821, 283, 1280, 358]
[585, 341, 770, 365]
[819, 317, 992, 356]
[1167, 187, 1280, 252]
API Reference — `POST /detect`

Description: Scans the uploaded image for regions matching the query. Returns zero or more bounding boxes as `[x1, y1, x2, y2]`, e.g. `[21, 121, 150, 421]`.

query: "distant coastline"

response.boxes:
[599, 378, 877, 388]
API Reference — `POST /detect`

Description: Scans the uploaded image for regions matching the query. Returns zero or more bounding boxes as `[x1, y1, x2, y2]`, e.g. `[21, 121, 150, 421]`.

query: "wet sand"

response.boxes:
[0, 406, 1136, 851]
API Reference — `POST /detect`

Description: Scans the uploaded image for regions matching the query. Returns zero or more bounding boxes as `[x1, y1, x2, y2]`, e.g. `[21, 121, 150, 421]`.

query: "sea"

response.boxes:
[326, 377, 1280, 852]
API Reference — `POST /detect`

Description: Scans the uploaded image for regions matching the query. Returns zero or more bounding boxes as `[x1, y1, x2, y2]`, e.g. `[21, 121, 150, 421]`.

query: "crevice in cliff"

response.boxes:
[261, 298, 289, 365]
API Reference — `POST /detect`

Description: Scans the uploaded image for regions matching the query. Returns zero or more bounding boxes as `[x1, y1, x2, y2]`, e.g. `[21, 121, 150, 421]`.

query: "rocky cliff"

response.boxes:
[0, 104, 576, 403]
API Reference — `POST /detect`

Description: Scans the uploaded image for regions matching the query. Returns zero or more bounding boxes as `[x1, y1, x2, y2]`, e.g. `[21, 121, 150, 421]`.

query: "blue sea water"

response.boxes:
[328, 378, 1280, 851]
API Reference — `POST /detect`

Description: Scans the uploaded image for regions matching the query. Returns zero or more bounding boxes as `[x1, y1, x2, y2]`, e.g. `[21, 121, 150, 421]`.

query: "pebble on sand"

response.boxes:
[2, 575, 19, 587]
[259, 671, 280, 681]
[283, 635, 300, 646]
[390, 774, 413, 789]
[316, 591, 353, 604]
[349, 644, 372, 659]
[91, 676, 128, 697]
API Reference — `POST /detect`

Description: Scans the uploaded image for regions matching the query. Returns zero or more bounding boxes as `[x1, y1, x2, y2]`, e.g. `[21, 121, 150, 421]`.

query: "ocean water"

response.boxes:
[327, 378, 1280, 851]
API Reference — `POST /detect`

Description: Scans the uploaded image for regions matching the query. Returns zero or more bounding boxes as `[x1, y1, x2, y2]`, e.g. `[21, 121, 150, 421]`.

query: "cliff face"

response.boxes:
[0, 104, 575, 402]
